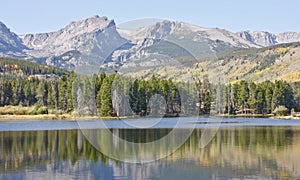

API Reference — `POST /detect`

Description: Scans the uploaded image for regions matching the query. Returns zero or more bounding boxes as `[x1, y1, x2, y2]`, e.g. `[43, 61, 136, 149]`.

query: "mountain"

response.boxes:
[0, 16, 261, 71]
[103, 20, 261, 71]
[118, 21, 259, 50]
[20, 16, 129, 72]
[0, 15, 300, 75]
[120, 41, 300, 82]
[21, 16, 126, 57]
[0, 22, 27, 58]
[215, 42, 300, 82]
[237, 31, 300, 47]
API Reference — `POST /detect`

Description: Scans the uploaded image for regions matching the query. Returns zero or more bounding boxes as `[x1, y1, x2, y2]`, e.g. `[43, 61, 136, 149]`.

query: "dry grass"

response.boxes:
[0, 106, 124, 120]
[0, 106, 34, 115]
[0, 114, 123, 121]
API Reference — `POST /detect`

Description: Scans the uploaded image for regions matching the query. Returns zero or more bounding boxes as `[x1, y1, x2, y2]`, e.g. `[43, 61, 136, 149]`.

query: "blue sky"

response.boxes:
[0, 0, 299, 34]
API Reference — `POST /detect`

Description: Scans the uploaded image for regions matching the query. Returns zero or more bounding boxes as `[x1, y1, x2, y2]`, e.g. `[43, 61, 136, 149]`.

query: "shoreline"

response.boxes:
[0, 114, 122, 121]
[0, 113, 300, 121]
[219, 114, 275, 118]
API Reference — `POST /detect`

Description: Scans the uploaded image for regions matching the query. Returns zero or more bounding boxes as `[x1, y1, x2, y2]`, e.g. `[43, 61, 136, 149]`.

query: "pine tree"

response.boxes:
[58, 75, 68, 112]
[67, 71, 75, 112]
[10, 80, 25, 106]
[47, 82, 54, 109]
[3, 80, 13, 105]
[248, 82, 257, 113]
[51, 80, 59, 113]
[0, 80, 4, 106]
[238, 80, 249, 113]
[283, 81, 295, 111]
[293, 82, 300, 111]
[203, 90, 212, 114]
[232, 83, 240, 111]
[129, 79, 139, 114]
[138, 80, 147, 116]
[256, 86, 264, 114]
[11, 80, 18, 105]
[272, 80, 284, 111]
[82, 76, 97, 115]
[24, 82, 33, 106]
[225, 84, 235, 115]
[96, 72, 106, 109]
[99, 73, 116, 116]
[265, 82, 273, 114]
[36, 81, 48, 106]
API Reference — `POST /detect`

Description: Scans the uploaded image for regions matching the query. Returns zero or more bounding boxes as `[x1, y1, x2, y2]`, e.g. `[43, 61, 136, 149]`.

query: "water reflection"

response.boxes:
[0, 127, 300, 179]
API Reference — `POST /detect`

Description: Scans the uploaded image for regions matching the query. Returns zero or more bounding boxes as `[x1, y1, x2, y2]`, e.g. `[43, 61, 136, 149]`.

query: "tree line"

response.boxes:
[0, 68, 300, 116]
[0, 57, 68, 76]
[223, 80, 299, 115]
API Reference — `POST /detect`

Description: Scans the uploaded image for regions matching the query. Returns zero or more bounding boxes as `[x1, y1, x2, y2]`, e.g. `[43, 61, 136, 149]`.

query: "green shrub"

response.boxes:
[274, 106, 288, 116]
[13, 108, 27, 115]
[36, 106, 48, 114]
[30, 105, 48, 115]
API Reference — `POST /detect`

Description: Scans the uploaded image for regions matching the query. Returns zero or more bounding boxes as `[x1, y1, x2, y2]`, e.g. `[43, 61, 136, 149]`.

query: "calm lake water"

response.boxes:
[1, 117, 300, 179]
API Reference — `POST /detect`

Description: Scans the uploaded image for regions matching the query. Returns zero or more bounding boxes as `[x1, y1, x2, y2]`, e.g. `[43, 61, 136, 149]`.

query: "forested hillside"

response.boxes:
[0, 57, 300, 117]
[0, 57, 68, 77]
[121, 42, 300, 83]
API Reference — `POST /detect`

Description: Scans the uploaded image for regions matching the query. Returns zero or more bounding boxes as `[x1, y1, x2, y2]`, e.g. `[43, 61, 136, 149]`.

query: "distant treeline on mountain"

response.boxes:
[0, 57, 68, 77]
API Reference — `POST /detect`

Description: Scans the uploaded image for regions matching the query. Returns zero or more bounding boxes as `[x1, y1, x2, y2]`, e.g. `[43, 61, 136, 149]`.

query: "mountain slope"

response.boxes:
[219, 42, 300, 82]
[123, 42, 300, 83]
[0, 57, 68, 77]
[237, 31, 300, 47]
[102, 20, 261, 71]
[0, 22, 27, 58]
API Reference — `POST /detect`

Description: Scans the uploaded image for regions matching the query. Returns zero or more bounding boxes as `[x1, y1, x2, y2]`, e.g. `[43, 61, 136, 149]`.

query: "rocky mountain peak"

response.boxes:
[65, 15, 114, 34]
[20, 15, 122, 58]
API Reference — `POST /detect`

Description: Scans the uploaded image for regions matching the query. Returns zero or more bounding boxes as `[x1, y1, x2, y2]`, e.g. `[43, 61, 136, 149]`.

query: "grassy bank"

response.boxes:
[273, 114, 300, 120]
[0, 106, 122, 120]
[220, 114, 275, 118]
[0, 114, 123, 120]
[1, 106, 300, 121]
[0, 105, 48, 116]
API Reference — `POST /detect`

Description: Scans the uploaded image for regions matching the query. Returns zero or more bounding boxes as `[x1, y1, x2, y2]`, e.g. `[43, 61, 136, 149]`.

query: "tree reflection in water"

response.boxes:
[0, 127, 299, 179]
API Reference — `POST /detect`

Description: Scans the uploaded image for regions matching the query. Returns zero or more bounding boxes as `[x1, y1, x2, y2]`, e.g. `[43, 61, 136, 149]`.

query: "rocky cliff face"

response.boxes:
[237, 31, 300, 47]
[236, 31, 276, 47]
[0, 21, 27, 58]
[277, 32, 300, 44]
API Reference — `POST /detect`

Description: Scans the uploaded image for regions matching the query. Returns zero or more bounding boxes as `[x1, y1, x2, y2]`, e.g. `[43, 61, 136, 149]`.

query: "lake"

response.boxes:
[1, 117, 300, 179]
